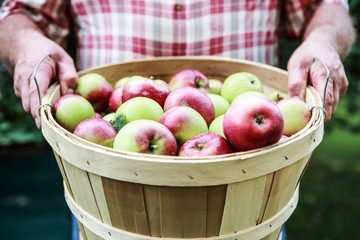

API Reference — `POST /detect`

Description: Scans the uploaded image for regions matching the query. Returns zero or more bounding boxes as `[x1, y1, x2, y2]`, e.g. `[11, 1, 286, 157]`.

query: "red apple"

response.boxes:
[223, 96, 284, 152]
[159, 106, 208, 146]
[73, 118, 117, 147]
[95, 112, 103, 118]
[75, 73, 113, 112]
[113, 119, 177, 156]
[164, 87, 215, 126]
[54, 94, 96, 132]
[168, 69, 209, 92]
[178, 132, 233, 157]
[122, 77, 170, 107]
[108, 86, 124, 112]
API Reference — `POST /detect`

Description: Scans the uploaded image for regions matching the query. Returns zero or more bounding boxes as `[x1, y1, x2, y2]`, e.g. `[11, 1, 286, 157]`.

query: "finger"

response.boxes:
[57, 58, 78, 95]
[29, 61, 56, 128]
[287, 65, 308, 100]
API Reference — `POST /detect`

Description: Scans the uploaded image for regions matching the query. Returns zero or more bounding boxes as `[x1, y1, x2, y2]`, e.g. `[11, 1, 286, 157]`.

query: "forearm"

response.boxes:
[303, 2, 355, 59]
[0, 14, 45, 73]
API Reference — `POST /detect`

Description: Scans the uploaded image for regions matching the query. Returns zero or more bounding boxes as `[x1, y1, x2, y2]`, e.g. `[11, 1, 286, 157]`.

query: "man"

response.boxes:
[0, 1, 355, 238]
[0, 0, 355, 127]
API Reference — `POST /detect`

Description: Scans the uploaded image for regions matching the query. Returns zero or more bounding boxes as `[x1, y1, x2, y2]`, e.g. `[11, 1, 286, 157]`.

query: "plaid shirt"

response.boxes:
[0, 0, 349, 70]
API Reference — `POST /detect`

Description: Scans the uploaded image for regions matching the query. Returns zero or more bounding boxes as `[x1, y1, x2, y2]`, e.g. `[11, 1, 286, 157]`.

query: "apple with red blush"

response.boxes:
[178, 132, 233, 157]
[53, 94, 96, 132]
[122, 77, 170, 107]
[159, 106, 208, 146]
[168, 69, 209, 92]
[75, 73, 113, 112]
[113, 119, 177, 155]
[108, 86, 124, 112]
[164, 87, 215, 126]
[223, 95, 284, 152]
[277, 97, 311, 136]
[73, 118, 117, 147]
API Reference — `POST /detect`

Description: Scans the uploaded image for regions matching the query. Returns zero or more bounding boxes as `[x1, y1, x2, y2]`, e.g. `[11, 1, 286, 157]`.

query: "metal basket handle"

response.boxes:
[310, 57, 329, 121]
[32, 53, 54, 117]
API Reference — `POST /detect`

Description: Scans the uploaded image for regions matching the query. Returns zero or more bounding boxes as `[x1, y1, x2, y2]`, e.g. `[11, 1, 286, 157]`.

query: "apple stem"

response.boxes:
[196, 143, 205, 150]
[255, 115, 264, 125]
[195, 78, 205, 88]
[149, 144, 158, 152]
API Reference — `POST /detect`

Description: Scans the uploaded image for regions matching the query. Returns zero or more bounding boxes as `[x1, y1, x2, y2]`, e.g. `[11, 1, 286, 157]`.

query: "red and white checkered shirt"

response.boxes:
[0, 0, 349, 70]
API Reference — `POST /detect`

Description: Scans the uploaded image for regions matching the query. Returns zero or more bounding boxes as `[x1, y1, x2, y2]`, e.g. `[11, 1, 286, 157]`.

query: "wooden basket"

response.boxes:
[40, 57, 325, 240]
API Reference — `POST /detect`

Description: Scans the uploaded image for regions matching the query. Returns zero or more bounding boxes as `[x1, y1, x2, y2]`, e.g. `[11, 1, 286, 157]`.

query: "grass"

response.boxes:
[286, 126, 360, 239]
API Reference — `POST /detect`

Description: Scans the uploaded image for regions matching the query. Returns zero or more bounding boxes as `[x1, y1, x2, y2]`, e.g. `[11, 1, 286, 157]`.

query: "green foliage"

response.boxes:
[0, 66, 44, 146]
[110, 113, 126, 133]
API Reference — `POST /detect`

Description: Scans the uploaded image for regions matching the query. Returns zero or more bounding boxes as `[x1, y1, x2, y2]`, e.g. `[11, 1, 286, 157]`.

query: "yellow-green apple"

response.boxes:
[108, 86, 123, 112]
[231, 91, 267, 105]
[223, 96, 284, 151]
[122, 77, 170, 107]
[168, 69, 209, 92]
[75, 73, 113, 112]
[209, 114, 225, 138]
[159, 106, 208, 146]
[178, 132, 233, 157]
[113, 119, 177, 156]
[114, 75, 143, 89]
[102, 112, 116, 122]
[207, 79, 223, 95]
[267, 91, 289, 103]
[73, 118, 117, 147]
[164, 87, 215, 126]
[115, 97, 164, 124]
[276, 97, 311, 136]
[221, 72, 263, 103]
[206, 93, 230, 118]
[54, 94, 96, 132]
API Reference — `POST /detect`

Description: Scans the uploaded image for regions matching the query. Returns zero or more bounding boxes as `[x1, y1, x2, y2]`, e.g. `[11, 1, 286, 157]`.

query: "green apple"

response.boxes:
[114, 75, 143, 89]
[209, 114, 225, 138]
[206, 93, 230, 118]
[221, 72, 263, 103]
[207, 79, 223, 95]
[231, 91, 267, 105]
[267, 91, 290, 103]
[277, 97, 311, 136]
[113, 119, 177, 155]
[53, 94, 96, 132]
[115, 97, 164, 123]
[102, 112, 116, 122]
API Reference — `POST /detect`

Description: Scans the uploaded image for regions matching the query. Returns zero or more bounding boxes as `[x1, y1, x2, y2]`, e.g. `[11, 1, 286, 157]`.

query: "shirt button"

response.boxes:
[174, 4, 182, 12]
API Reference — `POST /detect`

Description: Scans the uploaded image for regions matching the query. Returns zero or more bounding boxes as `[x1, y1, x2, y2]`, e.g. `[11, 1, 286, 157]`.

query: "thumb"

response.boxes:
[287, 66, 308, 101]
[56, 57, 78, 95]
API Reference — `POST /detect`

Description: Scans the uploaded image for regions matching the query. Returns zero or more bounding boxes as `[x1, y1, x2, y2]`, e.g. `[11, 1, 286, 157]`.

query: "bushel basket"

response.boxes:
[40, 57, 325, 240]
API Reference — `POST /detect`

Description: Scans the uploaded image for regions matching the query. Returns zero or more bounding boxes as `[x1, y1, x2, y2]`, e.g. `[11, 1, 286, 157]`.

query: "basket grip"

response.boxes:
[310, 57, 329, 121]
[32, 54, 55, 116]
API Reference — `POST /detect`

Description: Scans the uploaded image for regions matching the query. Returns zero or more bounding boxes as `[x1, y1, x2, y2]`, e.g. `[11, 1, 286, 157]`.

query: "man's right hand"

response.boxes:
[0, 14, 78, 128]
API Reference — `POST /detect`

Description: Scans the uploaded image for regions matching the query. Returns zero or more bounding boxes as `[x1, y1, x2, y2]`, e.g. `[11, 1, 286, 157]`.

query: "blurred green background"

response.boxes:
[1, 1, 360, 240]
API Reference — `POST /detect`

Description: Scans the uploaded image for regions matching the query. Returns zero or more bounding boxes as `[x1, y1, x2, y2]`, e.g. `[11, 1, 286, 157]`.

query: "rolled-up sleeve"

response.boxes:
[278, 0, 350, 39]
[0, 0, 72, 46]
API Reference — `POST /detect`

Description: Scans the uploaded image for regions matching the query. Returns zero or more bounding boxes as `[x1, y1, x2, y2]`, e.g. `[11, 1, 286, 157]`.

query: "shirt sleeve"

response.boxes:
[278, 0, 350, 39]
[0, 0, 72, 47]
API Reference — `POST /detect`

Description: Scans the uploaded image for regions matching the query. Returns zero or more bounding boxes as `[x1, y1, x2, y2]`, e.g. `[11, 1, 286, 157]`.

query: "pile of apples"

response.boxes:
[53, 68, 312, 157]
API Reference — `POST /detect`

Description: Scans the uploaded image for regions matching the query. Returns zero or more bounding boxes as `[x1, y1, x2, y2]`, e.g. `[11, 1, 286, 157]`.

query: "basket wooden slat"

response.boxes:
[40, 57, 325, 240]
